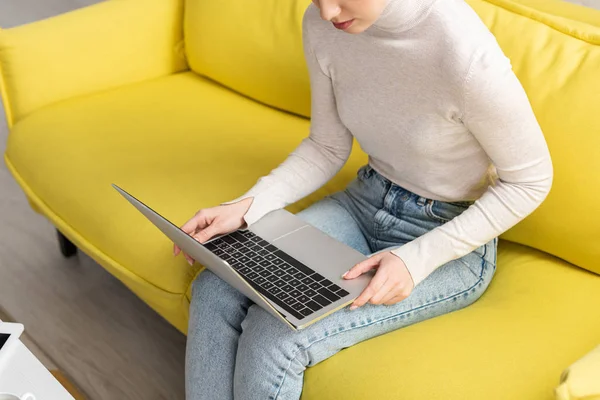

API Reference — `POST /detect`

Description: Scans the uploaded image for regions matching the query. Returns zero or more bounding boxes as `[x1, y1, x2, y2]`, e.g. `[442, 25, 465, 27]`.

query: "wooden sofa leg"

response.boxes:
[56, 229, 78, 258]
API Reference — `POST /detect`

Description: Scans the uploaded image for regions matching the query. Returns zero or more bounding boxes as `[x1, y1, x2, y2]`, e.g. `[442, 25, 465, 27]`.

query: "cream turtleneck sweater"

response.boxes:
[224, 0, 553, 286]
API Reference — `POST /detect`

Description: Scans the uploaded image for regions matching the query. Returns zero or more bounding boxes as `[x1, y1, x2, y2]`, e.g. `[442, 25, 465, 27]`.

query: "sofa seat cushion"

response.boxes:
[5, 71, 367, 297]
[302, 241, 600, 400]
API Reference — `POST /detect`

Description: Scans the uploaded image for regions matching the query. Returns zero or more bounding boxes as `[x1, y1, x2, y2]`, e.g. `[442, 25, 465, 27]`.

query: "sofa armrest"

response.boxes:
[0, 0, 187, 128]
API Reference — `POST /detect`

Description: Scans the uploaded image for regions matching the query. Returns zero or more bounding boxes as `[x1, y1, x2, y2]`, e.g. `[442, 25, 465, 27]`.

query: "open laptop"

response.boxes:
[113, 184, 374, 330]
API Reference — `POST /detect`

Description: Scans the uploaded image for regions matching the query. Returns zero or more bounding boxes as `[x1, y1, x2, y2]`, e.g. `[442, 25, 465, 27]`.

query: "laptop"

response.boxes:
[113, 184, 375, 330]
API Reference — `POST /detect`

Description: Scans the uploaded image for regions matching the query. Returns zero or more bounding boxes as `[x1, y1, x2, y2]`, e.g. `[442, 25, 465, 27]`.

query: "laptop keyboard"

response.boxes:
[203, 230, 350, 321]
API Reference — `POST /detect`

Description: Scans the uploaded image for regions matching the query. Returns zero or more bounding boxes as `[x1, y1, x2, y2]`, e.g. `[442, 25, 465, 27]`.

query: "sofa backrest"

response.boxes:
[184, 0, 600, 275]
[184, 0, 311, 118]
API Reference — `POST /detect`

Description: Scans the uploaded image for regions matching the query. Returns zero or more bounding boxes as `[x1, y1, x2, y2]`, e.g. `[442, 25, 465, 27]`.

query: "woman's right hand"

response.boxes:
[173, 197, 254, 265]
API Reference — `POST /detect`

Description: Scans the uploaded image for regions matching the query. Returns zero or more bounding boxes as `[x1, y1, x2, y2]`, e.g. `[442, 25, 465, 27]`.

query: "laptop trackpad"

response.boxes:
[272, 226, 367, 279]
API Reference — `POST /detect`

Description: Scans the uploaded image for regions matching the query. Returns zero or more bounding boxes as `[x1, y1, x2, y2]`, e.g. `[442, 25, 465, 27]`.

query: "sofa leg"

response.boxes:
[56, 229, 77, 258]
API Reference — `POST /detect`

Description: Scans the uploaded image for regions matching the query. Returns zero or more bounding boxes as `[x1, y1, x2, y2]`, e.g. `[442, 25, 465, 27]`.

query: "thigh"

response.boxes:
[295, 196, 372, 256]
[238, 245, 497, 371]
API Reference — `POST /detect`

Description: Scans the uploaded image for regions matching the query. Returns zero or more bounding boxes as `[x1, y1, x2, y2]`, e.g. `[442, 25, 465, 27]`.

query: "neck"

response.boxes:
[368, 0, 439, 35]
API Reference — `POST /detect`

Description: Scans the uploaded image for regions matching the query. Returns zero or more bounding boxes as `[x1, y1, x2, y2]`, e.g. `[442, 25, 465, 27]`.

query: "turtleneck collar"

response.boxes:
[367, 0, 439, 36]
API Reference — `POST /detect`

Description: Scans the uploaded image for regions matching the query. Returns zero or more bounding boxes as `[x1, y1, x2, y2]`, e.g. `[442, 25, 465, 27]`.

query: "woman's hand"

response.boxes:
[173, 197, 254, 266]
[343, 251, 414, 309]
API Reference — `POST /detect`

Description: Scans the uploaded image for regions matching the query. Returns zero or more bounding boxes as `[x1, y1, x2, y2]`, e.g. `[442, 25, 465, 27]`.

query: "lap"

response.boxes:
[238, 246, 496, 367]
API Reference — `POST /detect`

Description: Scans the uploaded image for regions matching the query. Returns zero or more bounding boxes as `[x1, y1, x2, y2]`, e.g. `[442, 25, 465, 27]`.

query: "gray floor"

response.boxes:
[1, 0, 599, 399]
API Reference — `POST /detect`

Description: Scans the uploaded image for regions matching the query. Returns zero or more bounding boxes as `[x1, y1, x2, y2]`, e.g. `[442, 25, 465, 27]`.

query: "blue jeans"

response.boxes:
[186, 164, 497, 400]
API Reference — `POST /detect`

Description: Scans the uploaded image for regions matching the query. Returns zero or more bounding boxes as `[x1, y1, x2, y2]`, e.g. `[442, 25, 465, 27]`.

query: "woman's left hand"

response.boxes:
[343, 251, 414, 310]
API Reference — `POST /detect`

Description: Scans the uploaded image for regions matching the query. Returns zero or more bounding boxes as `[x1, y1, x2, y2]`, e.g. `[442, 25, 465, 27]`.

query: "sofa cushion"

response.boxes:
[5, 71, 366, 307]
[184, 0, 312, 118]
[302, 241, 600, 400]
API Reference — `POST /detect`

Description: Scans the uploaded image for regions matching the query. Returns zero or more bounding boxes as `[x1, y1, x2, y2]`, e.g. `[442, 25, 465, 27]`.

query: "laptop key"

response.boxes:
[309, 282, 322, 290]
[251, 266, 263, 272]
[268, 286, 281, 295]
[238, 256, 251, 263]
[255, 276, 266, 285]
[297, 295, 310, 303]
[321, 278, 334, 287]
[239, 267, 252, 275]
[297, 284, 309, 292]
[281, 275, 294, 282]
[281, 284, 294, 292]
[313, 294, 332, 307]
[265, 244, 279, 253]
[257, 239, 271, 247]
[251, 255, 263, 262]
[246, 272, 258, 280]
[281, 263, 297, 271]
[276, 291, 289, 300]
[272, 259, 284, 266]
[305, 289, 317, 297]
[231, 231, 249, 242]
[221, 236, 236, 245]
[259, 260, 271, 267]
[266, 265, 278, 272]
[289, 279, 301, 287]
[266, 275, 279, 282]
[290, 289, 302, 298]
[299, 308, 313, 317]
[301, 277, 314, 285]
[213, 249, 224, 256]
[273, 250, 314, 275]
[291, 302, 305, 311]
[259, 270, 271, 278]
[246, 261, 257, 268]
[283, 296, 296, 305]
[310, 272, 326, 282]
[306, 300, 323, 312]
[336, 288, 350, 297]
[273, 270, 286, 277]
[258, 249, 270, 256]
[262, 282, 274, 290]
[264, 254, 276, 261]
[318, 288, 340, 302]
[327, 283, 341, 292]
[293, 271, 306, 280]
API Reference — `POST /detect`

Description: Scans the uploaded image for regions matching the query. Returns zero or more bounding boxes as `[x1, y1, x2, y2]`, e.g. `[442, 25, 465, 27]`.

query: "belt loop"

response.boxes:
[416, 197, 427, 207]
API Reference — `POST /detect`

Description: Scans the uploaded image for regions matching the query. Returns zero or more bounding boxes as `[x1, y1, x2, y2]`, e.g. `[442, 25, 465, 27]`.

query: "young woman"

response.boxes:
[176, 0, 553, 398]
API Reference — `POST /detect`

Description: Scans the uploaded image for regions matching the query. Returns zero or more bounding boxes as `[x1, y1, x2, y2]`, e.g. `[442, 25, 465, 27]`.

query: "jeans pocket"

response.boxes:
[425, 199, 472, 223]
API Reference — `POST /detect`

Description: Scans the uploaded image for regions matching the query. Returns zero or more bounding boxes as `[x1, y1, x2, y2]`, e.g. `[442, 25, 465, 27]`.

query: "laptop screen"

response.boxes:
[0, 333, 9, 349]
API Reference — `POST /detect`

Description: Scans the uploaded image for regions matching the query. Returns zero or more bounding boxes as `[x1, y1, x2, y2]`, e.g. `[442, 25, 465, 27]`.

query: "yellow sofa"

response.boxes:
[1, 0, 599, 398]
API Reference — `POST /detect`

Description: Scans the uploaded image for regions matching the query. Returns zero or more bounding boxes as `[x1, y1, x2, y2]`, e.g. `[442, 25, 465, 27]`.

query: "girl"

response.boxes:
[176, 0, 553, 398]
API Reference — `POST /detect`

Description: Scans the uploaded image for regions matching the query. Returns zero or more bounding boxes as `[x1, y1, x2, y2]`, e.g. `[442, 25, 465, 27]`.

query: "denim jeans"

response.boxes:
[186, 164, 497, 400]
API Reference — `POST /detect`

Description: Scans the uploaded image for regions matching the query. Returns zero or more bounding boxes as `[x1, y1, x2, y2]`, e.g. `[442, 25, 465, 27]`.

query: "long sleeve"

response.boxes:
[391, 47, 554, 287]
[222, 17, 354, 226]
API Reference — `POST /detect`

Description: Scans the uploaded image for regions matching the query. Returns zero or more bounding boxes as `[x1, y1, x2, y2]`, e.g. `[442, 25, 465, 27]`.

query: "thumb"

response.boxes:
[193, 224, 220, 244]
[343, 254, 382, 279]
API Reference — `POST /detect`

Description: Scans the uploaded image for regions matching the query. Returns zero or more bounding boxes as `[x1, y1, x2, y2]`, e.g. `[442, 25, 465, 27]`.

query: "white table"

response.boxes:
[0, 320, 74, 400]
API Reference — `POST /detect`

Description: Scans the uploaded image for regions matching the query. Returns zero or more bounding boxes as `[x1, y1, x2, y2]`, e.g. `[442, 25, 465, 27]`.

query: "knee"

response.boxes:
[237, 306, 309, 367]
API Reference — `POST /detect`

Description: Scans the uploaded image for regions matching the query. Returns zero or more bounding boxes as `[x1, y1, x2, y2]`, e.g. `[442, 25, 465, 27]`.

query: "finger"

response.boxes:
[174, 244, 181, 256]
[182, 252, 195, 266]
[383, 294, 407, 306]
[350, 273, 387, 310]
[192, 223, 221, 244]
[180, 216, 201, 235]
[343, 254, 383, 279]
[379, 287, 402, 305]
[369, 278, 398, 305]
